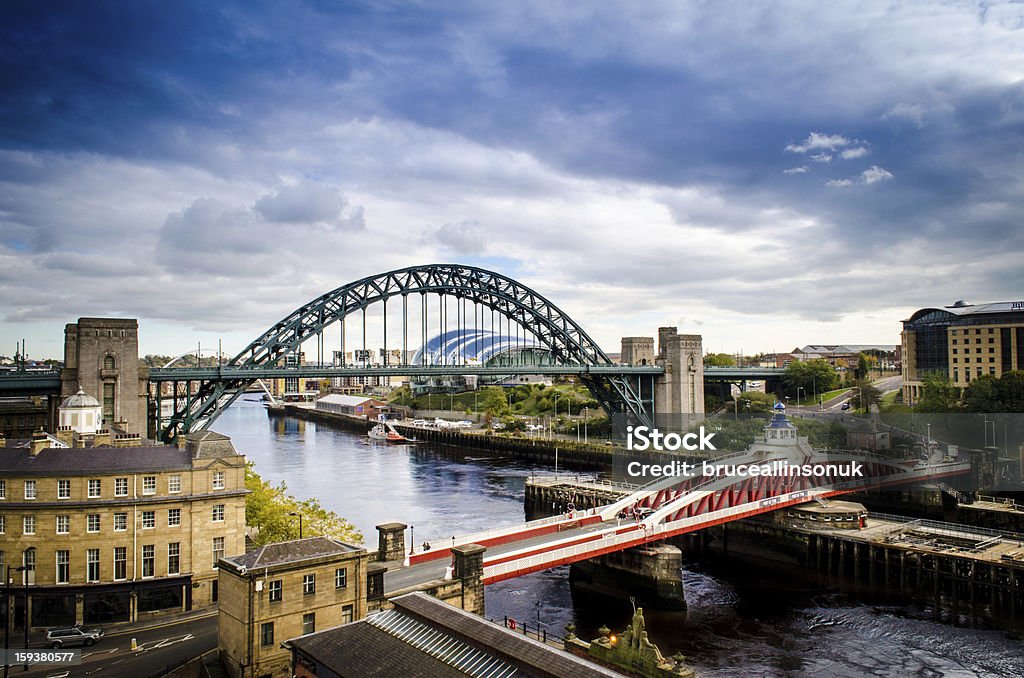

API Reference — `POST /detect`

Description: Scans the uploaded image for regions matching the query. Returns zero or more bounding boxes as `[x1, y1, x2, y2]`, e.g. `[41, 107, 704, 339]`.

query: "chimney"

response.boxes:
[30, 430, 49, 456]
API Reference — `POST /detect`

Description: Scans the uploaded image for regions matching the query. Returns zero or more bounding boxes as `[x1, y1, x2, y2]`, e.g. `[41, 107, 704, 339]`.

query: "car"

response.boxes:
[841, 402, 851, 410]
[46, 624, 104, 648]
[411, 419, 428, 426]
[492, 422, 506, 430]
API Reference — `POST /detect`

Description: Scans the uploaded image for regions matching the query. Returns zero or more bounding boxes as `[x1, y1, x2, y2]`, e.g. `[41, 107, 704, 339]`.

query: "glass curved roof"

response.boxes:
[411, 329, 544, 366]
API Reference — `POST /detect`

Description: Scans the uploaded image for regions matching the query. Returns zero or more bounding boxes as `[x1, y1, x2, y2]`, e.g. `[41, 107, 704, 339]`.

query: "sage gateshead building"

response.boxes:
[409, 329, 554, 393]
[902, 300, 1024, 404]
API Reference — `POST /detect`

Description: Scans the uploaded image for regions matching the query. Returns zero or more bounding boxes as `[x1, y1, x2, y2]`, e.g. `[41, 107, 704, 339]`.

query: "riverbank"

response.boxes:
[279, 403, 688, 471]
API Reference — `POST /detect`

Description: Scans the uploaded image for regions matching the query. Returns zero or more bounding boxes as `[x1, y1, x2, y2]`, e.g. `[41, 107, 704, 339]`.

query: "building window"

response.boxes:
[87, 514, 100, 533]
[260, 623, 274, 647]
[22, 548, 35, 574]
[57, 480, 70, 499]
[142, 511, 155, 529]
[24, 481, 36, 500]
[212, 471, 225, 490]
[114, 513, 127, 532]
[0, 515, 5, 534]
[142, 545, 154, 577]
[87, 549, 100, 582]
[168, 508, 181, 527]
[23, 516, 35, 535]
[303, 574, 315, 595]
[103, 355, 115, 370]
[302, 612, 315, 635]
[268, 579, 282, 602]
[114, 547, 127, 581]
[56, 551, 69, 584]
[142, 476, 156, 495]
[341, 605, 354, 624]
[56, 515, 70, 535]
[168, 475, 181, 494]
[115, 478, 128, 497]
[212, 505, 225, 522]
[335, 567, 347, 588]
[88, 479, 101, 498]
[102, 383, 114, 424]
[168, 542, 180, 575]
[212, 537, 224, 568]
[0, 479, 6, 499]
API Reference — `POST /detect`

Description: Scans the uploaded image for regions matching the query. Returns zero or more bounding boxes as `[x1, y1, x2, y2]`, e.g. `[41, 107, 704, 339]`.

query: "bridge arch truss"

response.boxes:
[156, 264, 656, 442]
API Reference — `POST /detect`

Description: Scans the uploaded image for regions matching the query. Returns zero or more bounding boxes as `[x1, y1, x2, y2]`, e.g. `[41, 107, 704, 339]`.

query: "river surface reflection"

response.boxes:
[213, 402, 1024, 677]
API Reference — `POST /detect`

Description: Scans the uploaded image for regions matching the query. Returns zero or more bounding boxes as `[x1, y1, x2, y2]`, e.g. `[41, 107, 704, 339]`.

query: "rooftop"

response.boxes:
[0, 443, 191, 475]
[224, 536, 363, 571]
[285, 591, 621, 678]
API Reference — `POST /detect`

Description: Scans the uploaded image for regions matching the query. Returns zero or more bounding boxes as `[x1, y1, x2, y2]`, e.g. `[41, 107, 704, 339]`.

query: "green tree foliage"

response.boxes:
[849, 379, 882, 412]
[245, 462, 362, 546]
[916, 372, 960, 412]
[855, 353, 871, 380]
[962, 374, 999, 412]
[996, 371, 1024, 412]
[480, 386, 510, 416]
[793, 419, 847, 449]
[704, 353, 736, 367]
[734, 391, 775, 413]
[783, 359, 838, 397]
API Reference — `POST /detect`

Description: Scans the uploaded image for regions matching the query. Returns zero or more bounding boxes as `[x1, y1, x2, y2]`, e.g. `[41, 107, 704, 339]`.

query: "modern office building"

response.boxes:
[0, 430, 247, 628]
[902, 300, 1024, 402]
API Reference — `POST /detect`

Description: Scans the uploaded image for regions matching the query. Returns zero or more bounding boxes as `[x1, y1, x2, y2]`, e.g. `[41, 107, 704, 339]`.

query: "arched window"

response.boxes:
[103, 355, 115, 370]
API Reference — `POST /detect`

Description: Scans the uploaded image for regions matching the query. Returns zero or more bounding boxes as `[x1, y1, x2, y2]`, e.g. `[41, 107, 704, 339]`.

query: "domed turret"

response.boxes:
[59, 388, 103, 434]
[764, 401, 798, 444]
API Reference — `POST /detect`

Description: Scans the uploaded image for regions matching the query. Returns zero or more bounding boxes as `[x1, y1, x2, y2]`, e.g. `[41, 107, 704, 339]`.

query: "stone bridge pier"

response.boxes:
[623, 327, 704, 430]
[570, 544, 686, 610]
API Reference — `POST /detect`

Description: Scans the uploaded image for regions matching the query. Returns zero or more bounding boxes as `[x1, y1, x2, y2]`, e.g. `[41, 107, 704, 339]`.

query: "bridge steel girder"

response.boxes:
[161, 264, 656, 442]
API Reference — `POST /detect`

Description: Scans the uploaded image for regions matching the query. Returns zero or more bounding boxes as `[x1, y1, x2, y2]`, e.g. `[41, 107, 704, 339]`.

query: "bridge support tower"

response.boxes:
[570, 544, 685, 610]
[654, 327, 704, 428]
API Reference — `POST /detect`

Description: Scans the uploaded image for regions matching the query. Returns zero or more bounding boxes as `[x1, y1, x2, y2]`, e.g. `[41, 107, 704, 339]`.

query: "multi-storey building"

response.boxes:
[217, 537, 378, 678]
[0, 430, 246, 628]
[902, 300, 1024, 403]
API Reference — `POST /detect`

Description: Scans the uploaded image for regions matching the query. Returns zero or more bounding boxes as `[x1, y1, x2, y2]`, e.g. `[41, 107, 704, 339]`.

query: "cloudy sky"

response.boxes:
[2, 1, 1023, 360]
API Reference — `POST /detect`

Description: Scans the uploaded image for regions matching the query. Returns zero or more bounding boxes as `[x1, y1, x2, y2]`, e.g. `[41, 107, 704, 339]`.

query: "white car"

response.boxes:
[411, 419, 428, 426]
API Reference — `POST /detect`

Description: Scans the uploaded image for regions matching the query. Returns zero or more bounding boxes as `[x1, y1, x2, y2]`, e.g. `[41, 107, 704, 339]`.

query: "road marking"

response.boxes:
[45, 672, 69, 678]
[82, 648, 118, 658]
[134, 632, 194, 652]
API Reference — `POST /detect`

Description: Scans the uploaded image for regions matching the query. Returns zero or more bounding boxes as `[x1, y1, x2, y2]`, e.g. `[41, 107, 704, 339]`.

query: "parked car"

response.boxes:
[841, 402, 851, 410]
[411, 419, 428, 426]
[46, 624, 104, 648]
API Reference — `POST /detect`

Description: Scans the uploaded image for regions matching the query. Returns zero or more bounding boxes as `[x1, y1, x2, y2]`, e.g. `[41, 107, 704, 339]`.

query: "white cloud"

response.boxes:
[785, 132, 853, 154]
[840, 147, 869, 159]
[826, 178, 853, 187]
[810, 153, 833, 163]
[861, 165, 894, 184]
[883, 102, 926, 127]
[783, 166, 809, 174]
[254, 182, 365, 229]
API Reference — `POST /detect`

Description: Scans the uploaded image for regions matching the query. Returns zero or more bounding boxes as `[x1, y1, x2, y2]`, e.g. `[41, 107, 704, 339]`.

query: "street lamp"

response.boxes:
[289, 512, 303, 539]
[796, 387, 805, 407]
[584, 408, 589, 444]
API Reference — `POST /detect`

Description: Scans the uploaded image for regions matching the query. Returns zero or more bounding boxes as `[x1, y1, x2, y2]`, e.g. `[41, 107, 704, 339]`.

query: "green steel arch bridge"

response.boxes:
[148, 264, 674, 443]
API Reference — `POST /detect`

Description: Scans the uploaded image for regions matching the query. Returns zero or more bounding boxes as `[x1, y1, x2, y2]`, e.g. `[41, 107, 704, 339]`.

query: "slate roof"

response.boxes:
[0, 445, 192, 475]
[225, 537, 362, 570]
[285, 592, 621, 678]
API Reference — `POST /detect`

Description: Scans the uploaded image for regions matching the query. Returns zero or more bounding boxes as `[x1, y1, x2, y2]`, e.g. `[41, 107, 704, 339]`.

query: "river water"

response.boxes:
[213, 401, 1024, 677]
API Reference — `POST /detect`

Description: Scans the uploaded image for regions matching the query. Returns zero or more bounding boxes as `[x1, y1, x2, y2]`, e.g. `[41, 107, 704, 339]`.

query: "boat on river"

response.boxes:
[368, 419, 415, 443]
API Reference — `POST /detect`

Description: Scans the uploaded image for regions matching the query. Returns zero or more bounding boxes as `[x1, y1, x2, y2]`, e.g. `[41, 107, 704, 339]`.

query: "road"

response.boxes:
[14, 613, 216, 678]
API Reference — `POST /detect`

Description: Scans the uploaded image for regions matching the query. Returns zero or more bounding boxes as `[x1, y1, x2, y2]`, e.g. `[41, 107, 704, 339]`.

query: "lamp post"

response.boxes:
[409, 525, 415, 556]
[289, 512, 303, 539]
[584, 408, 588, 444]
[796, 387, 805, 408]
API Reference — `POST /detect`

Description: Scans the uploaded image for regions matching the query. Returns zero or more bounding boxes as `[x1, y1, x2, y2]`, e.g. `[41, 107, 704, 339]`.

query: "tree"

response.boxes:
[480, 387, 509, 417]
[704, 353, 736, 367]
[855, 353, 871, 381]
[783, 359, 838, 398]
[245, 462, 362, 546]
[849, 379, 882, 412]
[963, 374, 1000, 412]
[996, 371, 1024, 412]
[916, 371, 960, 413]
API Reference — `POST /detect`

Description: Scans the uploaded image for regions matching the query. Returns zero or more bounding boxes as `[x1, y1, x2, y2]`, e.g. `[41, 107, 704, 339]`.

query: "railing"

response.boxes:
[494, 616, 564, 646]
[868, 512, 1024, 546]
